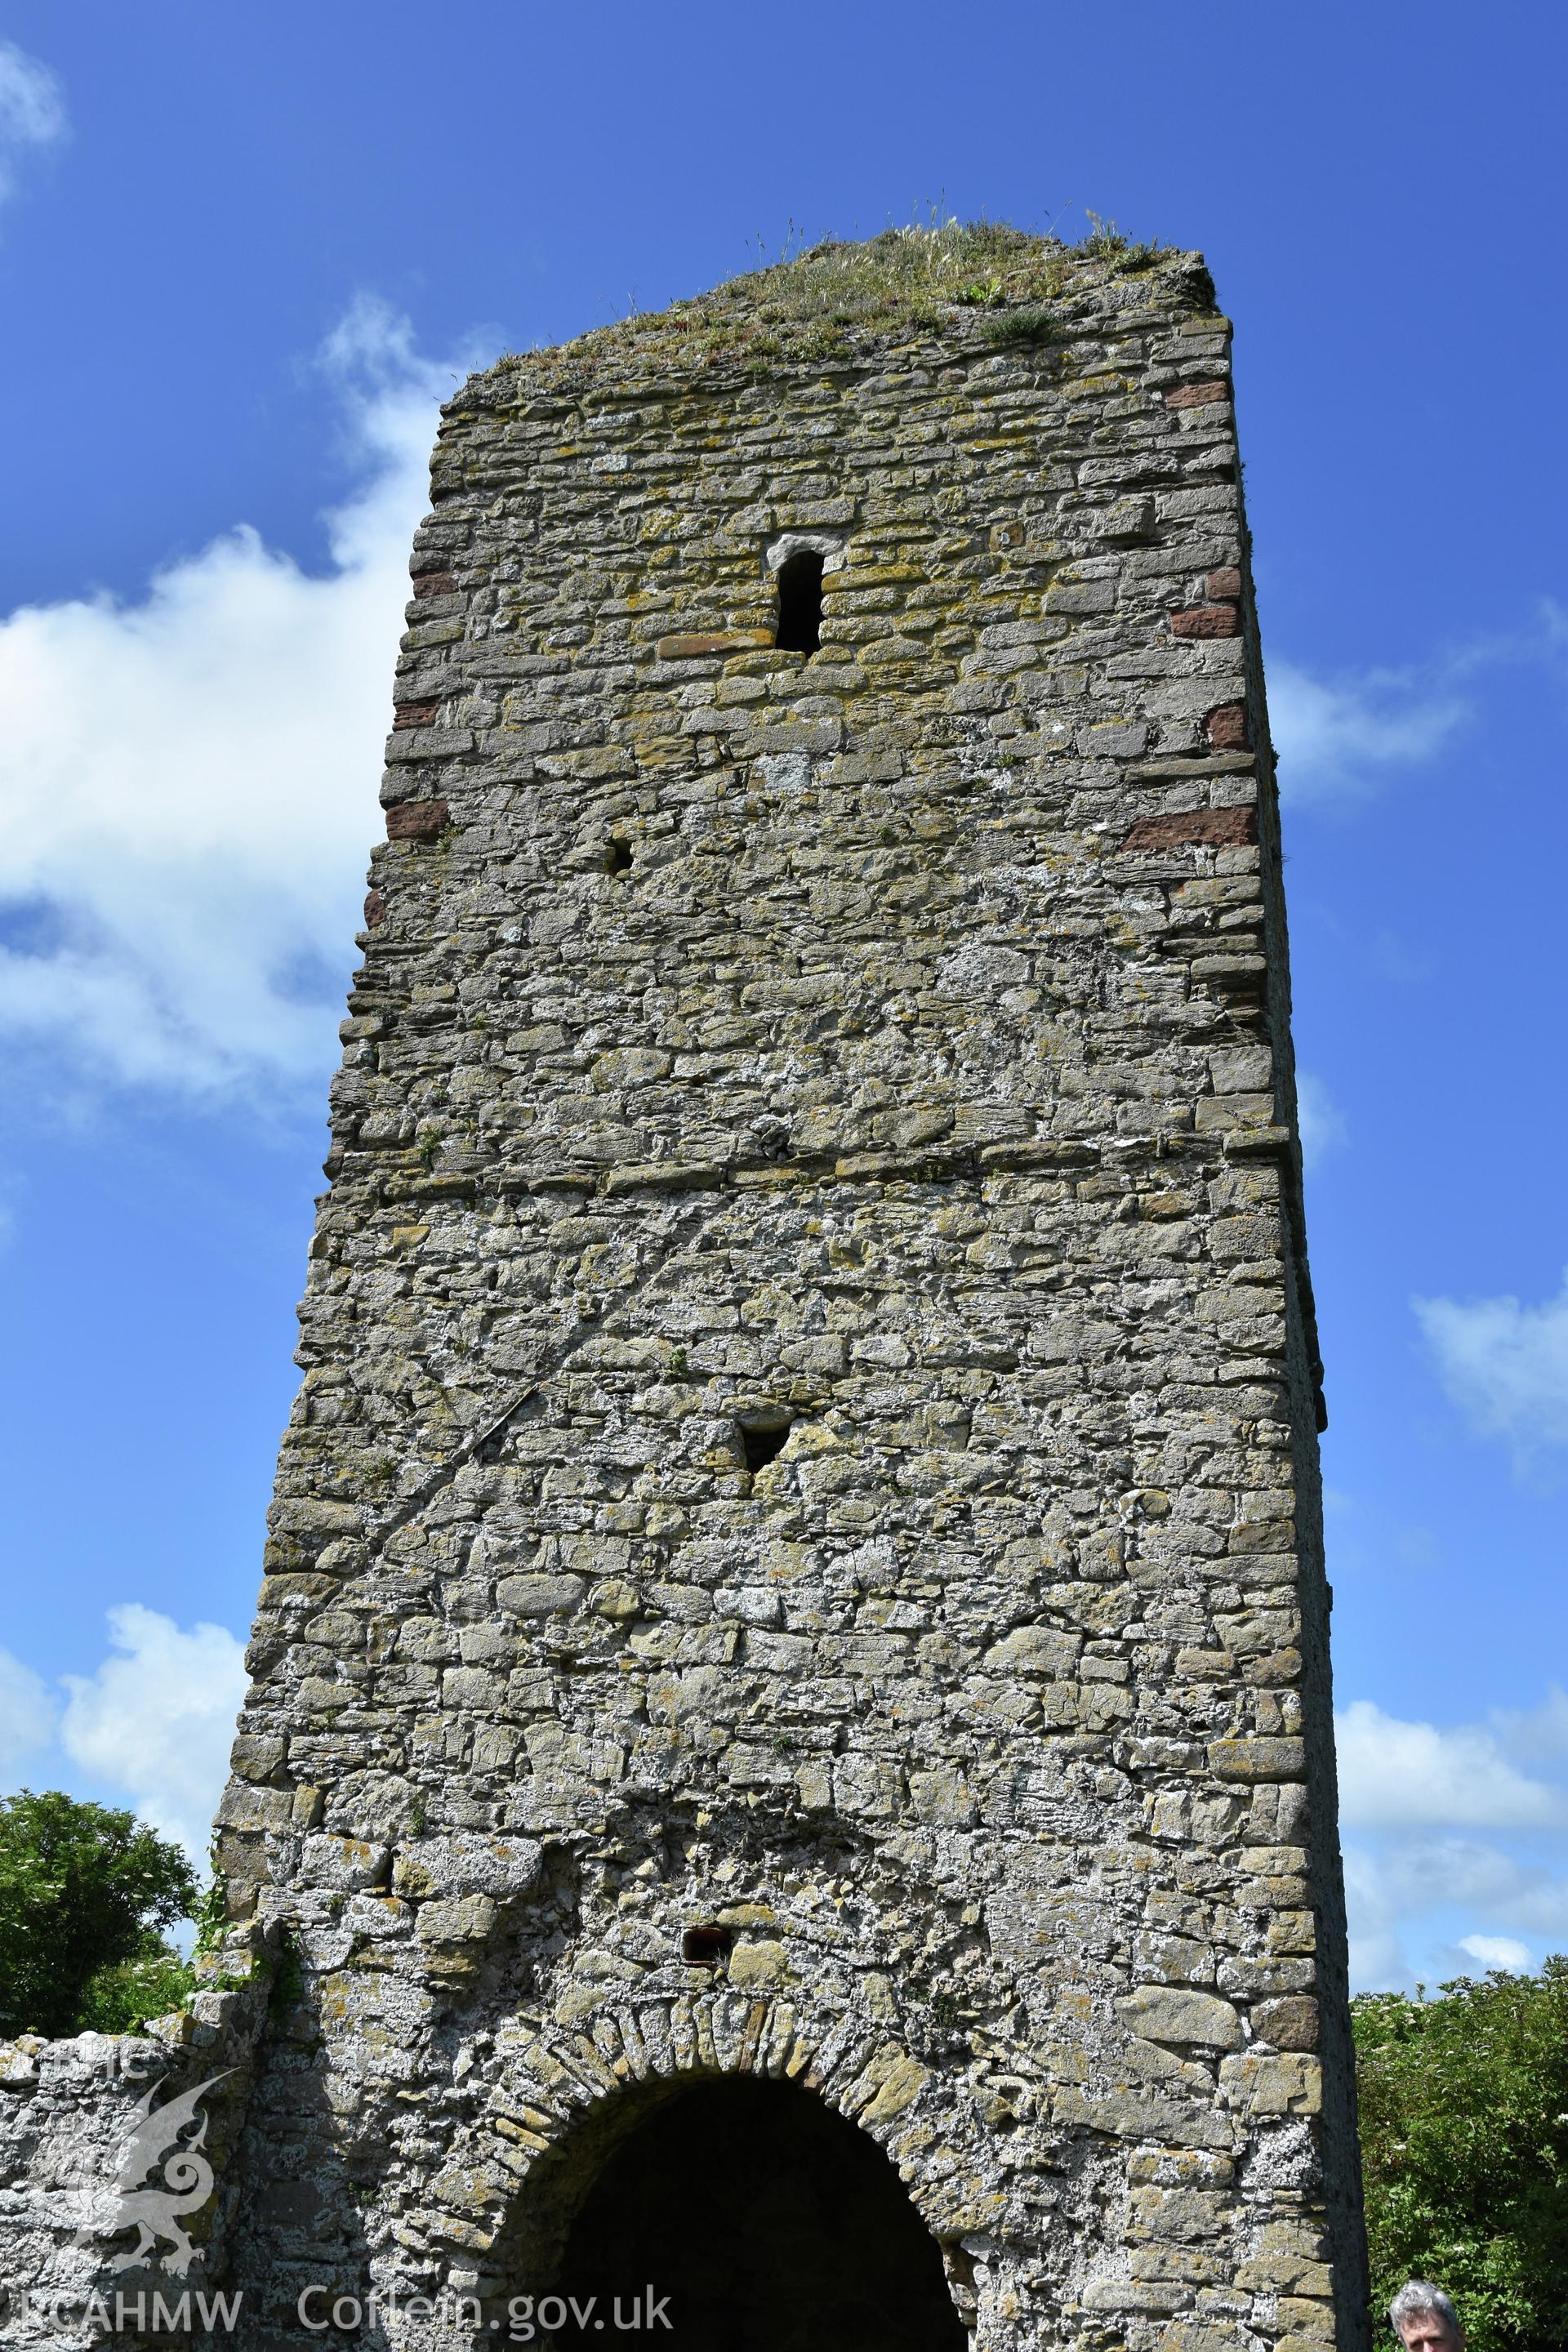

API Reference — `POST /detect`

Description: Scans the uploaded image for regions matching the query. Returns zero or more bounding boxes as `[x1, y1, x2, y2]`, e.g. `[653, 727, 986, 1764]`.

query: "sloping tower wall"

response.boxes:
[212, 230, 1367, 2350]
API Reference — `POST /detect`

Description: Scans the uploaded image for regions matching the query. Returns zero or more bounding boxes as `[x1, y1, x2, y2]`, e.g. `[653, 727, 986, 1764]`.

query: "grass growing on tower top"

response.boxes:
[492, 215, 1205, 385]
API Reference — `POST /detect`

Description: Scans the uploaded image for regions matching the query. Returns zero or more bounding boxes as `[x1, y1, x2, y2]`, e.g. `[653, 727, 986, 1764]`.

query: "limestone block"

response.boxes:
[1218, 2051, 1323, 2115]
[1277, 2298, 1338, 2340]
[416, 1895, 499, 1945]
[215, 1781, 297, 1833]
[1252, 1996, 1320, 2051]
[1129, 2187, 1234, 2242]
[229, 1733, 287, 1781]
[908, 1764, 976, 1826]
[1158, 2324, 1251, 2352]
[391, 1833, 542, 1900]
[299, 1833, 389, 1890]
[727, 1940, 793, 1989]
[1118, 1988, 1242, 2050]
[0, 2039, 40, 2085]
[983, 1626, 1081, 1676]
[497, 1572, 587, 1615]
[1207, 1737, 1307, 1781]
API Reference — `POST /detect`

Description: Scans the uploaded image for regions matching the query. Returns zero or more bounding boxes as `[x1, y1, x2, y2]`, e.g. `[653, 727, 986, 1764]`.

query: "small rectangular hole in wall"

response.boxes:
[740, 1420, 790, 1473]
[682, 1923, 733, 1968]
[605, 840, 632, 873]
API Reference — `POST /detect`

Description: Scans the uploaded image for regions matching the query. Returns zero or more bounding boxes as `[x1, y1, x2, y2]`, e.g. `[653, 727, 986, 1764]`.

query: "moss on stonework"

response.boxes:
[485, 219, 1214, 391]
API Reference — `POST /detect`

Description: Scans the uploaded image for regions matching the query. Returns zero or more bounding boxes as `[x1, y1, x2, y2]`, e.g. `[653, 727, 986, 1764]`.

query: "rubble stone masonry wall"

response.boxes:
[2, 231, 1370, 2351]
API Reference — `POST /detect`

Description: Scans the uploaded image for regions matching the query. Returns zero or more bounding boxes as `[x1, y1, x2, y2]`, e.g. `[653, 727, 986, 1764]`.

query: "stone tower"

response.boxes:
[214, 227, 1367, 2350]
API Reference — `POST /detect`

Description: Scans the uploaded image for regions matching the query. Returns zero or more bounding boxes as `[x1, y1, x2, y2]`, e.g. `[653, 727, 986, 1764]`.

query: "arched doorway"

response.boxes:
[552, 2075, 966, 2352]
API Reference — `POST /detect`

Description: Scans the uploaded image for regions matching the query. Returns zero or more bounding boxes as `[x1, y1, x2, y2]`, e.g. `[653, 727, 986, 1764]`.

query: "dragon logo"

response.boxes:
[76, 2070, 230, 2277]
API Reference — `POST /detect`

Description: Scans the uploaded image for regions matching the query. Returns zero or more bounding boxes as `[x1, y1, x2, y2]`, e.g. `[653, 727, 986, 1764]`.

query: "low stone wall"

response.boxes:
[0, 1937, 271, 2349]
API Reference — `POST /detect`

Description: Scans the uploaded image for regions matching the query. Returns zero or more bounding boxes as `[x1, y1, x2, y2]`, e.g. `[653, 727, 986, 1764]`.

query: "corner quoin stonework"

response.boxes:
[212, 228, 1368, 2345]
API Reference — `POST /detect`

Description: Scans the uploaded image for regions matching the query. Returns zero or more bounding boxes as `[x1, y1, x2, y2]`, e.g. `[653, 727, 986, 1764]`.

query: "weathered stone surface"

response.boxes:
[0, 1935, 273, 2342]
[384, 793, 448, 841]
[1171, 604, 1242, 639]
[1117, 1987, 1243, 2049]
[1122, 805, 1258, 852]
[1255, 1993, 1323, 2051]
[0, 225, 1365, 2350]
[391, 1832, 542, 1899]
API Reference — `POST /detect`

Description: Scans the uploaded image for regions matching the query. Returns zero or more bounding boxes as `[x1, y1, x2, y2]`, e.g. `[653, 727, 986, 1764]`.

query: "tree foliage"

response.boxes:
[1353, 1960, 1568, 2352]
[0, 1789, 198, 2038]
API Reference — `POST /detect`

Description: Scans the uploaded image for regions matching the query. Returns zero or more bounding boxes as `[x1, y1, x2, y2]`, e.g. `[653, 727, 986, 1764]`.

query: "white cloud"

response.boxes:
[1458, 1932, 1530, 1971]
[0, 1645, 58, 1779]
[1271, 604, 1568, 813]
[1268, 657, 1463, 804]
[59, 1604, 247, 1861]
[0, 41, 65, 212]
[1414, 1272, 1568, 1463]
[1338, 1687, 1568, 1989]
[1295, 1071, 1347, 1169]
[1336, 1698, 1568, 1832]
[0, 296, 469, 1102]
[1343, 1839, 1542, 1990]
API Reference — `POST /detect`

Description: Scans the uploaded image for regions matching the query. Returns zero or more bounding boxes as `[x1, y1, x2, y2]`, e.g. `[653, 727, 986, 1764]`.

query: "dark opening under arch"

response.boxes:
[554, 2075, 965, 2352]
[774, 550, 823, 653]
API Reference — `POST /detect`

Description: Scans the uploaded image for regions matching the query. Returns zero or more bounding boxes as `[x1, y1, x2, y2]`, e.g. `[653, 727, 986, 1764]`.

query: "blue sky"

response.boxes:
[0, 0, 1564, 1989]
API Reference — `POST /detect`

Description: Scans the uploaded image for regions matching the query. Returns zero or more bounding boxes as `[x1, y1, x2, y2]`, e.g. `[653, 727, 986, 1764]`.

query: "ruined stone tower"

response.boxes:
[213, 227, 1367, 2348]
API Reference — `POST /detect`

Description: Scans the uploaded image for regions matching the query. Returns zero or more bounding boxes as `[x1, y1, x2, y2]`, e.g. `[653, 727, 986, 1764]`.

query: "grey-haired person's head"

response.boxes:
[1390, 2284, 1463, 2352]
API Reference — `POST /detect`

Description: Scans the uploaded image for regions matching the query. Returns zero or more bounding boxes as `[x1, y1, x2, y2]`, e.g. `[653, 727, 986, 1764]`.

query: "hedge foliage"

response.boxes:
[1354, 1960, 1568, 2352]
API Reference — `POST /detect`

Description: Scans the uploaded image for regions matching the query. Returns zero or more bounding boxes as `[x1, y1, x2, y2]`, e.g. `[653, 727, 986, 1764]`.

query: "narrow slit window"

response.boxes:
[775, 550, 823, 653]
[605, 839, 632, 874]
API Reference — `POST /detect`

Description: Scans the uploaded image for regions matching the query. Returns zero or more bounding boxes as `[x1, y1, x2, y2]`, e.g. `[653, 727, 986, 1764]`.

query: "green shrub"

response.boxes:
[980, 306, 1058, 346]
[77, 1940, 195, 2034]
[1353, 1958, 1568, 2352]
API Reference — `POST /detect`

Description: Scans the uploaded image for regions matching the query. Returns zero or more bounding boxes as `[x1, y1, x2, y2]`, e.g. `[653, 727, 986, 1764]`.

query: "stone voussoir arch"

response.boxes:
[422, 1987, 985, 2323]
